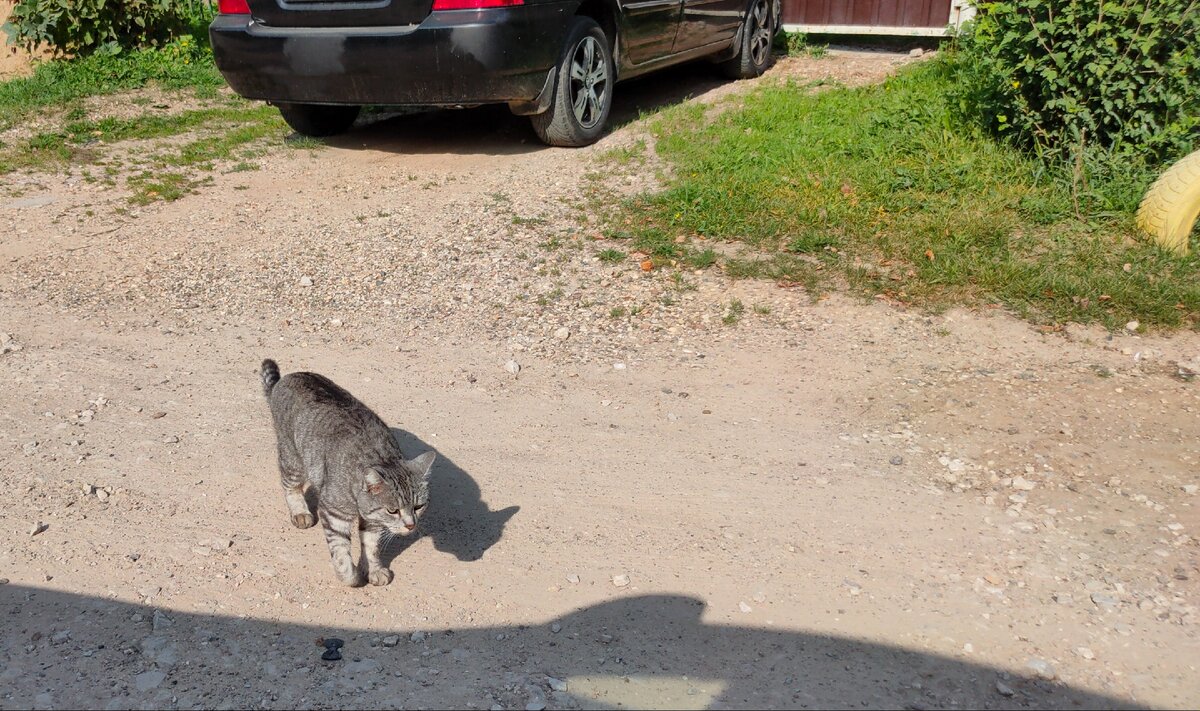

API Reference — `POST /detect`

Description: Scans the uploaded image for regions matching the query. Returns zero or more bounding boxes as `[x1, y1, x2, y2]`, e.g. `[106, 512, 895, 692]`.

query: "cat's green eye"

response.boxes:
[386, 508, 399, 515]
[414, 503, 426, 512]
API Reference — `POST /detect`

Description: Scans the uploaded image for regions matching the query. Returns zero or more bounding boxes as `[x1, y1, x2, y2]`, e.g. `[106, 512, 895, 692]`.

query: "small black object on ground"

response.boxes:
[319, 637, 344, 661]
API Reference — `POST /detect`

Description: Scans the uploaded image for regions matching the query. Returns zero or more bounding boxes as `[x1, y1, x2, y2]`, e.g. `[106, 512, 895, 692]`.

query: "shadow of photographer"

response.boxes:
[0, 585, 1141, 710]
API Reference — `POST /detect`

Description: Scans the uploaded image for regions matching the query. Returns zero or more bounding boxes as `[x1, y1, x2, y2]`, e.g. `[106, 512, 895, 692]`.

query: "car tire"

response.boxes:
[721, 0, 776, 79]
[1136, 148, 1200, 255]
[276, 103, 361, 138]
[531, 17, 613, 148]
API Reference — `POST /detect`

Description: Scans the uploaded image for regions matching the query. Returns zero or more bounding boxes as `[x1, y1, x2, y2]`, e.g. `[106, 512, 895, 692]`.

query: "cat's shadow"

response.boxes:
[377, 428, 519, 565]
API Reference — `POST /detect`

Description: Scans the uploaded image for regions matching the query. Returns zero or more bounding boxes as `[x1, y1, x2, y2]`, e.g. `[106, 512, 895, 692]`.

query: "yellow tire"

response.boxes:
[1136, 149, 1200, 255]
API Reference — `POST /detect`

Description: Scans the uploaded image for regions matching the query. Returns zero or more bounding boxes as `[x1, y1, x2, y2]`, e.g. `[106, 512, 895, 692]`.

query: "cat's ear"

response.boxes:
[364, 468, 385, 495]
[408, 451, 436, 480]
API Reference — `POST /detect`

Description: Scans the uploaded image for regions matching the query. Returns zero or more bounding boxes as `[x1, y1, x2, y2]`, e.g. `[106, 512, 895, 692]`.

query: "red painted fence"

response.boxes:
[782, 0, 955, 29]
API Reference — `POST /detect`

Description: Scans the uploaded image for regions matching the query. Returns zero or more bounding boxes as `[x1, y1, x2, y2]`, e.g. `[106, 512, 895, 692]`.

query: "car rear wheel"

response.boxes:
[276, 103, 361, 138]
[531, 17, 613, 148]
[721, 0, 775, 79]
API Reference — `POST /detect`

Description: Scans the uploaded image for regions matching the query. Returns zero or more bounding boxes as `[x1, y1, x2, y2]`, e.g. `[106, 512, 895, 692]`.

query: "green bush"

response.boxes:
[951, 1, 1200, 166]
[3, 0, 213, 56]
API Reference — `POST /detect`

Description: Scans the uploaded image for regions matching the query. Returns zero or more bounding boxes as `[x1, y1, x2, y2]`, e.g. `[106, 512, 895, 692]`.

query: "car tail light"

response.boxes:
[432, 0, 523, 10]
[218, 0, 251, 13]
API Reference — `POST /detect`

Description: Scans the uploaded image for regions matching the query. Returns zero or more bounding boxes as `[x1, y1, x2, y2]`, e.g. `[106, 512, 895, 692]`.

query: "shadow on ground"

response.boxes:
[313, 60, 731, 156]
[385, 427, 518, 565]
[0, 585, 1138, 710]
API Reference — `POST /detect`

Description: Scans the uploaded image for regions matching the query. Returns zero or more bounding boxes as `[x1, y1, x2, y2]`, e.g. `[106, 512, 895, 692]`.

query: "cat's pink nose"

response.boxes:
[404, 523, 416, 530]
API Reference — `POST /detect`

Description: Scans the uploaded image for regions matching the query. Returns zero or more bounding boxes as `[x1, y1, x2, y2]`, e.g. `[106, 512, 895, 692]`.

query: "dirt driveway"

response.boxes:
[1, 51, 1198, 710]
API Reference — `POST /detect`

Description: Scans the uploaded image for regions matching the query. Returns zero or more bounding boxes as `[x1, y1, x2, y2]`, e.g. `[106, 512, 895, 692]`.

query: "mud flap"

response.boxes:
[507, 68, 557, 116]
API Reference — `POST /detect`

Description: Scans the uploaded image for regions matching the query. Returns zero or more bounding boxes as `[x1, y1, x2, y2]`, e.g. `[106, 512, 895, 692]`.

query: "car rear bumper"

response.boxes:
[209, 5, 572, 107]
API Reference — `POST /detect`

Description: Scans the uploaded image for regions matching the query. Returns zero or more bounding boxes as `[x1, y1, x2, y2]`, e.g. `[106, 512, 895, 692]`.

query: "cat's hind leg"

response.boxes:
[277, 440, 314, 529]
[320, 511, 364, 587]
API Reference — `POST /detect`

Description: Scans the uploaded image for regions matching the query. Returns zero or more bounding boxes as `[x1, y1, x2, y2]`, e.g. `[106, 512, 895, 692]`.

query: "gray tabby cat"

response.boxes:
[260, 359, 435, 587]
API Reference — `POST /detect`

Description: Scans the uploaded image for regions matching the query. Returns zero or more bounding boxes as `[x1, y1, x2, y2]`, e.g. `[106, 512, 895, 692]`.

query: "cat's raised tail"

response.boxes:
[261, 359, 281, 396]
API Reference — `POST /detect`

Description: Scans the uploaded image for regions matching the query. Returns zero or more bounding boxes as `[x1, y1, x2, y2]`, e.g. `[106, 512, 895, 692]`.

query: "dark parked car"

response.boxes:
[209, 0, 778, 146]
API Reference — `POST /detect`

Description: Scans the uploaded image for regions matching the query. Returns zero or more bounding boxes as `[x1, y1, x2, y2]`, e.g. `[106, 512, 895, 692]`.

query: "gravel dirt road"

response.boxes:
[1, 51, 1198, 710]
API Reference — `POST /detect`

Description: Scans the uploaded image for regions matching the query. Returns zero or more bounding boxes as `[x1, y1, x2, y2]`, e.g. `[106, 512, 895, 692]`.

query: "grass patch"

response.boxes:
[0, 103, 286, 201]
[612, 60, 1199, 330]
[74, 105, 267, 144]
[670, 272, 698, 291]
[536, 286, 564, 307]
[0, 39, 297, 203]
[685, 248, 718, 269]
[1, 99, 286, 202]
[598, 139, 647, 165]
[777, 31, 828, 59]
[597, 248, 627, 263]
[722, 298, 745, 325]
[0, 36, 223, 132]
[128, 171, 203, 205]
[285, 135, 326, 150]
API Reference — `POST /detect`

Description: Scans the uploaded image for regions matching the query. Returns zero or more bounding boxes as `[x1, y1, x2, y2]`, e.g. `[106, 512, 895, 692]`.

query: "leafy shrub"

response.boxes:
[3, 0, 212, 56]
[951, 1, 1200, 166]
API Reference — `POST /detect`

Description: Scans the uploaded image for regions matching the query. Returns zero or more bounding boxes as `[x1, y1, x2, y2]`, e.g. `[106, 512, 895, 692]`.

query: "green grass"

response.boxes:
[0, 36, 223, 132]
[597, 248, 627, 264]
[778, 31, 828, 59]
[0, 104, 286, 194]
[285, 135, 326, 150]
[535, 286, 564, 307]
[0, 38, 297, 203]
[127, 171, 204, 204]
[598, 139, 647, 165]
[130, 114, 286, 203]
[722, 298, 745, 325]
[685, 248, 718, 269]
[610, 60, 1200, 330]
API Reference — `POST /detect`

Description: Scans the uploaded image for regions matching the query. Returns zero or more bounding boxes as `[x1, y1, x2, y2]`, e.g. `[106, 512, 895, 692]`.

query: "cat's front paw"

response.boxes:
[368, 568, 394, 587]
[338, 572, 366, 587]
[291, 513, 316, 529]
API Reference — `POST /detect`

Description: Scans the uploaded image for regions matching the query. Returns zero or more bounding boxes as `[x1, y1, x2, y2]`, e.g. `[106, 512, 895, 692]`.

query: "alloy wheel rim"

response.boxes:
[569, 36, 608, 129]
[748, 0, 772, 67]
